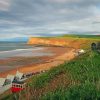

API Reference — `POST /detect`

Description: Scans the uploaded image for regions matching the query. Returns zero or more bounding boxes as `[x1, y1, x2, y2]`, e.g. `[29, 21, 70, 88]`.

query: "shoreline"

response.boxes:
[0, 47, 75, 78]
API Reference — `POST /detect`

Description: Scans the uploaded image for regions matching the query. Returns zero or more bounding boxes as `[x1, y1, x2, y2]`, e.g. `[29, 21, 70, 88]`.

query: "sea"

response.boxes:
[0, 42, 53, 59]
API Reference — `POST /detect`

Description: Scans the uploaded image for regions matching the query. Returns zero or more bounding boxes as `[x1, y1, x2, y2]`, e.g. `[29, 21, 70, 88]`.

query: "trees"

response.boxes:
[97, 42, 100, 50]
[91, 43, 97, 50]
[91, 42, 100, 51]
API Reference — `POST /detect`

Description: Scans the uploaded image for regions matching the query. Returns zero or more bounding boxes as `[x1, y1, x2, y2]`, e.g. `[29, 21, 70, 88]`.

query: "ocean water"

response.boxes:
[0, 42, 32, 51]
[0, 42, 53, 59]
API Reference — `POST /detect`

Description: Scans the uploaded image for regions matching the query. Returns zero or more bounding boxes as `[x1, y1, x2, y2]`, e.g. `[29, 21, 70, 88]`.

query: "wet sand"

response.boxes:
[0, 47, 75, 78]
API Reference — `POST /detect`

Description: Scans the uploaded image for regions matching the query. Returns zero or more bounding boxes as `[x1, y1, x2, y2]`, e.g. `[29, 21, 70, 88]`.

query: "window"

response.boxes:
[21, 86, 23, 88]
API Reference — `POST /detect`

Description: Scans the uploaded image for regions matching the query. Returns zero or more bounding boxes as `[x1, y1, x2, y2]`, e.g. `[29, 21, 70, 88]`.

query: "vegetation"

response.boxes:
[1, 35, 100, 100]
[60, 34, 100, 39]
[30, 34, 100, 40]
[40, 51, 100, 100]
[2, 50, 100, 100]
[42, 82, 100, 100]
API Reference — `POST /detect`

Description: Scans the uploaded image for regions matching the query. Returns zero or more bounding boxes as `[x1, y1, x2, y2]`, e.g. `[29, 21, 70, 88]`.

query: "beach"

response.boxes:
[0, 46, 75, 78]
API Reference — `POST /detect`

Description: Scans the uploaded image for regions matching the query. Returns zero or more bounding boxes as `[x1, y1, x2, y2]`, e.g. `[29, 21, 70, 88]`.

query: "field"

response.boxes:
[57, 34, 100, 39]
[1, 35, 100, 100]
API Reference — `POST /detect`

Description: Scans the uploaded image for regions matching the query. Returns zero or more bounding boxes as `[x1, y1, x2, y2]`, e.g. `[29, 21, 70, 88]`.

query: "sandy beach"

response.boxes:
[0, 47, 75, 78]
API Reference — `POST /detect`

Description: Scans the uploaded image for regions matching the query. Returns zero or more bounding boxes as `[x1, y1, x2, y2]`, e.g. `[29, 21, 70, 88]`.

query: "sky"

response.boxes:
[0, 0, 100, 39]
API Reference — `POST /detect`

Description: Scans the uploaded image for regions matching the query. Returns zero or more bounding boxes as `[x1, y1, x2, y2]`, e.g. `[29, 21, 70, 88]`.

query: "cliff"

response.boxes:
[27, 37, 91, 49]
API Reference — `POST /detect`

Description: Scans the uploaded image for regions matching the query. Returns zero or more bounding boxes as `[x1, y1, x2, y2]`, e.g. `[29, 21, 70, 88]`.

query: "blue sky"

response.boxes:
[0, 0, 100, 39]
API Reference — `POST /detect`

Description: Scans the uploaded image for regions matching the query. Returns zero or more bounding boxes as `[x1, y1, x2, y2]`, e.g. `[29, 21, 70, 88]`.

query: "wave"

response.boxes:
[0, 47, 43, 54]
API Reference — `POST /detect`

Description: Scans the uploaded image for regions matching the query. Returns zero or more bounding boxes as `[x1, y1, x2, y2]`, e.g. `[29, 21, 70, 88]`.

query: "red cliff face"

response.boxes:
[27, 37, 90, 49]
[28, 37, 68, 46]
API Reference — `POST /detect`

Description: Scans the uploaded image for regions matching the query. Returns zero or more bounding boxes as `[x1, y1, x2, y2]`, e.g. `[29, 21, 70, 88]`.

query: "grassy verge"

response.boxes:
[41, 82, 100, 100]
[1, 44, 100, 100]
[40, 51, 100, 100]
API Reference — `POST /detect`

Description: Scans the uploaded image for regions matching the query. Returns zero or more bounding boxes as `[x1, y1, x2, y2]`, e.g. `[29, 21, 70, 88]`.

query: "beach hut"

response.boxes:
[11, 80, 26, 93]
[0, 78, 6, 87]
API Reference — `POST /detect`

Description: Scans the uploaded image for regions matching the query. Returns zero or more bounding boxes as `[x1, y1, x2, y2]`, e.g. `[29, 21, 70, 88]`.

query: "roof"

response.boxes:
[12, 80, 25, 84]
[0, 78, 6, 86]
[16, 71, 23, 80]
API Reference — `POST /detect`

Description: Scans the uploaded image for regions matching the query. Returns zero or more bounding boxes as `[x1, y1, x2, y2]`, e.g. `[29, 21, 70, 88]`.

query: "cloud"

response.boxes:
[49, 0, 81, 3]
[92, 22, 100, 24]
[0, 0, 100, 39]
[0, 0, 11, 11]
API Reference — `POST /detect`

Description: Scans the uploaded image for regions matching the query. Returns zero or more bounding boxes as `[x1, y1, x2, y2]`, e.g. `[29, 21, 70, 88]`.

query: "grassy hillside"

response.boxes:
[2, 50, 100, 100]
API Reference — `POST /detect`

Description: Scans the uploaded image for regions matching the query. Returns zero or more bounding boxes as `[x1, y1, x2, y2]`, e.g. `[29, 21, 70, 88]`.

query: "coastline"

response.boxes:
[0, 47, 75, 78]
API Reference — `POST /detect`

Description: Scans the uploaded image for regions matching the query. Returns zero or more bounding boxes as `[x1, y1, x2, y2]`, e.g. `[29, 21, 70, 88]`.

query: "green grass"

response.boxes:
[59, 34, 100, 39]
[30, 34, 100, 40]
[30, 51, 100, 86]
[39, 51, 100, 100]
[41, 82, 100, 100]
[55, 35, 100, 43]
[29, 64, 65, 88]
[1, 49, 100, 100]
